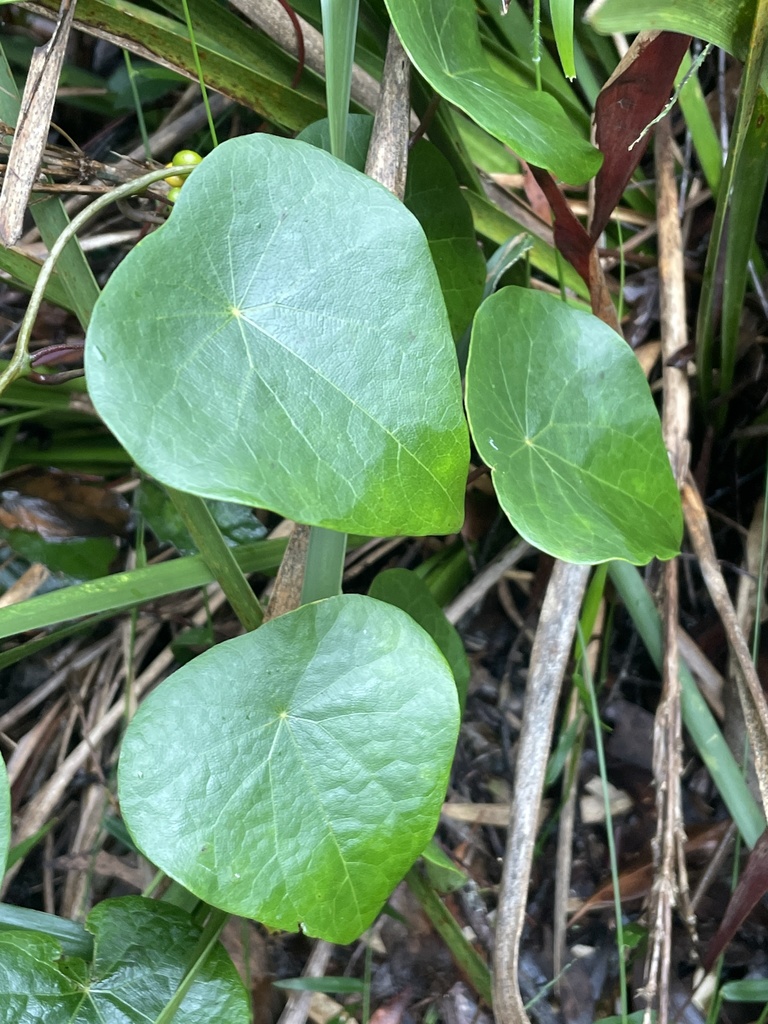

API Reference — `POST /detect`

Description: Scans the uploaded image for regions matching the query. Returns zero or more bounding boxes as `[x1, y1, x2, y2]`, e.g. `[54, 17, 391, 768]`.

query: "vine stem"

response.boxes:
[0, 163, 197, 399]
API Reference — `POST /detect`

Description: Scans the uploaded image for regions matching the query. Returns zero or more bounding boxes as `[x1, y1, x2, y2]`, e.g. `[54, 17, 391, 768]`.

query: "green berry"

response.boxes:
[171, 149, 203, 167]
[167, 186, 182, 204]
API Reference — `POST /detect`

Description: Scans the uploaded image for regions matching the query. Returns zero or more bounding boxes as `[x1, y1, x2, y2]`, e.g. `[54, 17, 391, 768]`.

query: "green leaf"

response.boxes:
[297, 114, 372, 171]
[135, 480, 266, 555]
[118, 595, 460, 943]
[384, 0, 601, 183]
[721, 977, 768, 1002]
[274, 977, 366, 993]
[586, 0, 765, 89]
[0, 754, 8, 877]
[299, 116, 485, 339]
[26, 0, 326, 129]
[0, 528, 117, 582]
[85, 134, 469, 537]
[421, 838, 468, 893]
[0, 898, 249, 1023]
[551, 0, 577, 79]
[404, 143, 486, 340]
[320, 0, 359, 161]
[0, 538, 288, 641]
[465, 288, 682, 564]
[368, 567, 470, 709]
[0, 903, 92, 959]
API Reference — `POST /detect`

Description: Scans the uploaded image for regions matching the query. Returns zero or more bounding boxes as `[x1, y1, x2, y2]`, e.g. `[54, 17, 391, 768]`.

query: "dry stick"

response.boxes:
[677, 628, 725, 721]
[264, 524, 311, 622]
[444, 539, 531, 625]
[682, 478, 768, 818]
[642, 559, 684, 1024]
[493, 560, 591, 1024]
[277, 939, 334, 1024]
[0, 0, 78, 245]
[641, 114, 693, 1024]
[364, 27, 410, 199]
[726, 500, 768, 802]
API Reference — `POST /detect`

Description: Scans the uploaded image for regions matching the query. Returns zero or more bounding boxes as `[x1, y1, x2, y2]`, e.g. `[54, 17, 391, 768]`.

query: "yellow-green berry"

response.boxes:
[171, 149, 203, 167]
[167, 186, 182, 204]
[164, 163, 185, 188]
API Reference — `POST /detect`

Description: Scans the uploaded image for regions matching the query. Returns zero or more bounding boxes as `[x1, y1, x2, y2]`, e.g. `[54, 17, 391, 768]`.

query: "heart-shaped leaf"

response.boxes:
[0, 898, 248, 1023]
[118, 595, 459, 943]
[385, 0, 601, 184]
[465, 287, 682, 564]
[85, 134, 468, 537]
[299, 116, 485, 340]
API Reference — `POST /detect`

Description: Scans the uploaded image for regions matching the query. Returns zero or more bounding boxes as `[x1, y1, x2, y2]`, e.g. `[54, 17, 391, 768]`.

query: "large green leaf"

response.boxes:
[0, 898, 248, 1023]
[118, 595, 459, 943]
[299, 116, 485, 339]
[384, 0, 601, 183]
[465, 288, 682, 564]
[85, 134, 468, 537]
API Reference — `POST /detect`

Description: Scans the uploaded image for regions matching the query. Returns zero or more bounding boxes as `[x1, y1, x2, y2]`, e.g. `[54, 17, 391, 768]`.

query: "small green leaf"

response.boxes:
[421, 837, 468, 893]
[86, 134, 468, 537]
[274, 977, 366, 993]
[297, 114, 372, 172]
[118, 595, 460, 944]
[385, 0, 601, 183]
[135, 480, 266, 555]
[0, 528, 117, 582]
[0, 899, 249, 1023]
[465, 288, 682, 564]
[368, 567, 470, 709]
[404, 143, 486, 340]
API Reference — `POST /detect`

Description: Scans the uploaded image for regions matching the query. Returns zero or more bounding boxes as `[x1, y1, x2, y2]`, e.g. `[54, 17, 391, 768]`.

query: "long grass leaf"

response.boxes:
[550, 0, 576, 79]
[27, 0, 326, 129]
[0, 539, 287, 639]
[321, 0, 360, 161]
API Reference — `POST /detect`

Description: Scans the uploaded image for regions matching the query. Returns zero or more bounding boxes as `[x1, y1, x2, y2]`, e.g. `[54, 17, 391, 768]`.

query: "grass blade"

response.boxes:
[550, 0, 576, 79]
[0, 539, 287, 640]
[321, 0, 360, 161]
[166, 487, 263, 631]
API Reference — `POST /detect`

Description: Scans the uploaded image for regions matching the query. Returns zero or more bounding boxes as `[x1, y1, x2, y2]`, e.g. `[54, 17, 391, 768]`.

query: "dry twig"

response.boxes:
[0, 0, 77, 243]
[641, 113, 693, 1024]
[493, 560, 591, 1024]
